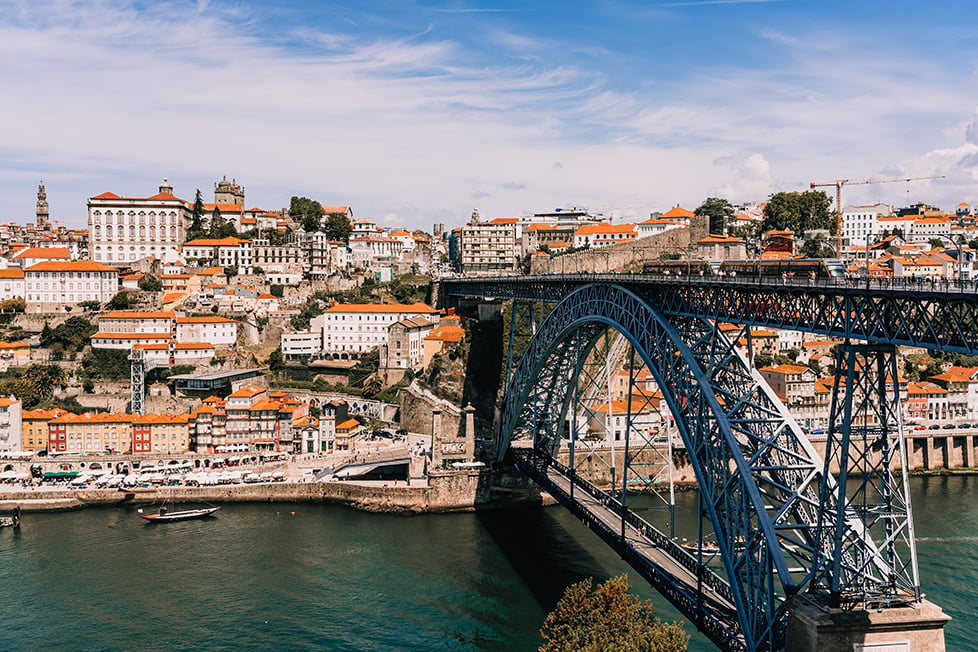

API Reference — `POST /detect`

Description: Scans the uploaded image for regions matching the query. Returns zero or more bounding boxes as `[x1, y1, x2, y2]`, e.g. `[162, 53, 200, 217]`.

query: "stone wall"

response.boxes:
[529, 227, 693, 275]
[399, 382, 462, 439]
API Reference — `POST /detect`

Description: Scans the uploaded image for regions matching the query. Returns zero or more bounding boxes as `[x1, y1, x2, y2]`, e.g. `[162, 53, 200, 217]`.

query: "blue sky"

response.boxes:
[3, 0, 978, 230]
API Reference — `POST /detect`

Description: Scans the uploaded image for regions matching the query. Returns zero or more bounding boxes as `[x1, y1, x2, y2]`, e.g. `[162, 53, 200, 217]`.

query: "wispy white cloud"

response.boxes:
[0, 0, 974, 228]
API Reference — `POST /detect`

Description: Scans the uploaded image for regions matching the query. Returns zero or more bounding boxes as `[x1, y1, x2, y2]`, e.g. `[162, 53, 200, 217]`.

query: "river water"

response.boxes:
[0, 475, 974, 651]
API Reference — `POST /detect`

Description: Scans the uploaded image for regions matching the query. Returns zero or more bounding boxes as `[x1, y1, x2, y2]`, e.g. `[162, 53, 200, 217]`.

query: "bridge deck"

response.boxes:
[514, 448, 746, 650]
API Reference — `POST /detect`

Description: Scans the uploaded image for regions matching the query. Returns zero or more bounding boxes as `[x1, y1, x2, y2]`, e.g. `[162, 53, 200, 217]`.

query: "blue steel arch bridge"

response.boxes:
[440, 272, 973, 651]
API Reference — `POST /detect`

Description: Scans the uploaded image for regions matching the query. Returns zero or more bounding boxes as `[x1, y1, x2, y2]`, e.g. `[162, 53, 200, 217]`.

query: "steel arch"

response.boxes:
[498, 284, 878, 650]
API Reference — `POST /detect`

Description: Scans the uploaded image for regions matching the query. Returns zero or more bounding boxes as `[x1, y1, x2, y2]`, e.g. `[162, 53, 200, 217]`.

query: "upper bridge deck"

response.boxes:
[442, 272, 978, 354]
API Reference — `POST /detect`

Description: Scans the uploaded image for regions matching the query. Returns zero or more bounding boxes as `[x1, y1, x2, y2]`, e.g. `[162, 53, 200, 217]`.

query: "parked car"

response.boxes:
[928, 425, 941, 430]
[943, 424, 956, 429]
[959, 423, 973, 429]
[915, 425, 927, 430]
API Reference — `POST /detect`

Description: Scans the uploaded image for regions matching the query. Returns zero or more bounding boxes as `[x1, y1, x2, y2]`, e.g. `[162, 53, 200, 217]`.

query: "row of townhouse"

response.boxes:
[16, 388, 352, 455]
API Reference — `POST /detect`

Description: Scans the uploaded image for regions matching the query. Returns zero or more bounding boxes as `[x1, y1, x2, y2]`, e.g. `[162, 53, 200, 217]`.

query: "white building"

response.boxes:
[0, 269, 25, 301]
[175, 316, 237, 347]
[24, 261, 118, 312]
[842, 204, 892, 251]
[0, 397, 23, 453]
[88, 179, 191, 265]
[322, 303, 440, 357]
[573, 223, 638, 249]
[98, 311, 175, 334]
[181, 237, 253, 274]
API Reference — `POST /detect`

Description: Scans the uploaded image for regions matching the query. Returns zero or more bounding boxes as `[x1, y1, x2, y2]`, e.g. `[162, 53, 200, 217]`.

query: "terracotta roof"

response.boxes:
[26, 261, 116, 272]
[177, 316, 236, 324]
[575, 223, 637, 235]
[425, 325, 464, 343]
[321, 206, 351, 214]
[101, 311, 175, 320]
[0, 341, 28, 350]
[91, 191, 121, 200]
[489, 217, 519, 224]
[183, 237, 247, 246]
[0, 269, 24, 279]
[227, 384, 266, 399]
[13, 247, 70, 259]
[336, 418, 360, 430]
[325, 302, 438, 314]
[93, 332, 171, 340]
[930, 366, 978, 383]
[661, 207, 695, 218]
[760, 364, 812, 375]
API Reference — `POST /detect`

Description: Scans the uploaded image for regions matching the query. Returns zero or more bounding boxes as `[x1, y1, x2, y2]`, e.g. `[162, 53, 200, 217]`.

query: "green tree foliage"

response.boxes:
[695, 197, 735, 236]
[40, 316, 96, 352]
[539, 575, 688, 652]
[0, 297, 25, 312]
[267, 347, 285, 372]
[290, 300, 326, 331]
[323, 211, 352, 242]
[107, 291, 132, 310]
[81, 348, 131, 381]
[799, 233, 837, 259]
[188, 189, 206, 240]
[761, 190, 834, 235]
[137, 275, 163, 292]
[22, 364, 67, 398]
[290, 196, 325, 232]
[270, 284, 285, 298]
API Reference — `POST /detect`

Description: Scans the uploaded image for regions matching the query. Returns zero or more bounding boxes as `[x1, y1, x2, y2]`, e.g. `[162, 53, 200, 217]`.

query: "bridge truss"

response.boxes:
[444, 277, 934, 651]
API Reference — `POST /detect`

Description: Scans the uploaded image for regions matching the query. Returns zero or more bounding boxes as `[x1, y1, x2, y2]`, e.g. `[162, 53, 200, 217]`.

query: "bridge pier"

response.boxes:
[786, 598, 949, 652]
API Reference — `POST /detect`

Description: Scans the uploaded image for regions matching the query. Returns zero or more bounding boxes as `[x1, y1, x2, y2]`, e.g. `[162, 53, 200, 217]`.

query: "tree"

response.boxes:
[267, 347, 285, 372]
[107, 291, 131, 310]
[0, 297, 25, 312]
[695, 197, 735, 236]
[289, 196, 325, 232]
[22, 364, 67, 398]
[362, 374, 383, 398]
[138, 275, 163, 292]
[539, 575, 688, 652]
[189, 189, 205, 239]
[323, 211, 352, 242]
[761, 190, 833, 235]
[799, 233, 837, 259]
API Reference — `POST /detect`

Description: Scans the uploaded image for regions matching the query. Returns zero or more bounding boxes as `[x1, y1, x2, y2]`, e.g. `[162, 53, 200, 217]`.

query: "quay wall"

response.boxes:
[0, 469, 543, 514]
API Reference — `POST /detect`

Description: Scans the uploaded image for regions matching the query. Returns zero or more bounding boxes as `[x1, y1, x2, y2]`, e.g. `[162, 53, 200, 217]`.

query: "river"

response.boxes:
[0, 475, 974, 651]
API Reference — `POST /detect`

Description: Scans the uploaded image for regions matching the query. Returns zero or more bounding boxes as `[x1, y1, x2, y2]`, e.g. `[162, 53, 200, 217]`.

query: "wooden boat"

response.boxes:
[138, 506, 220, 522]
[1, 506, 21, 528]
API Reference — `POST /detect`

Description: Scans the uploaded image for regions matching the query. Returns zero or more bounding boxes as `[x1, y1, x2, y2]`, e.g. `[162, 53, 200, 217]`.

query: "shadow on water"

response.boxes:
[475, 503, 618, 612]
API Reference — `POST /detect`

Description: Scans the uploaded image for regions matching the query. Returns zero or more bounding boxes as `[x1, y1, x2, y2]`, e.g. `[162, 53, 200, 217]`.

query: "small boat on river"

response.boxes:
[138, 505, 220, 523]
[0, 506, 21, 528]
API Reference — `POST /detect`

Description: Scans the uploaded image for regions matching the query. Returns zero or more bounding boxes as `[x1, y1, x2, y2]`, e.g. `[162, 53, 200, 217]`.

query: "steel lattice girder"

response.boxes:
[815, 344, 919, 603]
[498, 284, 905, 651]
[443, 276, 978, 354]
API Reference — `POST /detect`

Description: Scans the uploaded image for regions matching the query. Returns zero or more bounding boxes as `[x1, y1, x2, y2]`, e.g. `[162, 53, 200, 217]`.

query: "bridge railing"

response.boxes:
[448, 271, 978, 295]
[512, 448, 745, 651]
[537, 451, 736, 605]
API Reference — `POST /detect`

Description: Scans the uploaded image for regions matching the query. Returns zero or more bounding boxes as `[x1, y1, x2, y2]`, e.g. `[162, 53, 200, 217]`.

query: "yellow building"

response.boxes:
[335, 418, 360, 451]
[21, 408, 67, 452]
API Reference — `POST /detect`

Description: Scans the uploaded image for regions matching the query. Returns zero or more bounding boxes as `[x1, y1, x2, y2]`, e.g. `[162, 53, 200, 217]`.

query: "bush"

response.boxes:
[540, 575, 688, 652]
[138, 275, 163, 292]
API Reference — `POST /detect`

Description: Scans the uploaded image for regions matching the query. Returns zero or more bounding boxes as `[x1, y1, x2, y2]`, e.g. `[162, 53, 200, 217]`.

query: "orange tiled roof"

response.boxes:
[26, 261, 116, 272]
[325, 302, 437, 314]
[177, 316, 235, 324]
[661, 207, 695, 218]
[13, 247, 70, 259]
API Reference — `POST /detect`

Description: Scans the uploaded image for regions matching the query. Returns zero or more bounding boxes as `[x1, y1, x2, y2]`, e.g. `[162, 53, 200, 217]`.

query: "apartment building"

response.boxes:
[458, 214, 520, 275]
[0, 397, 23, 453]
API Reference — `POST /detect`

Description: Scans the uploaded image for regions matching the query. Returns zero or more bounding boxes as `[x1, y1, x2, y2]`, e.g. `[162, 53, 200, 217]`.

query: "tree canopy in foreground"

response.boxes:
[539, 574, 689, 652]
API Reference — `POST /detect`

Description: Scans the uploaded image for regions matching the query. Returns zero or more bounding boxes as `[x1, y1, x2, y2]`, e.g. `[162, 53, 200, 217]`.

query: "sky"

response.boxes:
[3, 0, 978, 231]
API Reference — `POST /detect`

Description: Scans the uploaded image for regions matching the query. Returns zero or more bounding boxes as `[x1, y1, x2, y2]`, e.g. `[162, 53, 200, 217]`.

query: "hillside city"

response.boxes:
[0, 177, 976, 471]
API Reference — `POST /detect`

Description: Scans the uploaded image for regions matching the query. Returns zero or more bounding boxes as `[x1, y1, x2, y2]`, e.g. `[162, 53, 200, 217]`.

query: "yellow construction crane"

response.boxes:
[810, 175, 944, 254]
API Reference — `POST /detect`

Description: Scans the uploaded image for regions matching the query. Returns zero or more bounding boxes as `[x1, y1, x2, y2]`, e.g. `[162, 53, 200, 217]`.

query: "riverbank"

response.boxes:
[0, 468, 549, 514]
